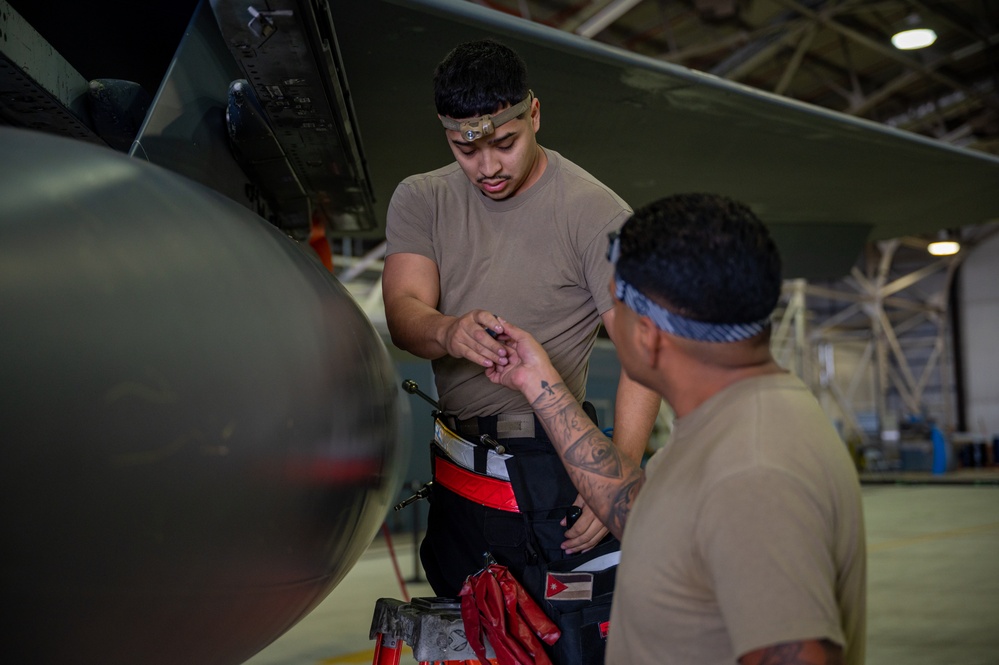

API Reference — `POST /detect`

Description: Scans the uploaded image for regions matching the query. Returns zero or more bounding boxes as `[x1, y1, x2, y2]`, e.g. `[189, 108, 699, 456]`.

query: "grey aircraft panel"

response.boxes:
[328, 0, 999, 278]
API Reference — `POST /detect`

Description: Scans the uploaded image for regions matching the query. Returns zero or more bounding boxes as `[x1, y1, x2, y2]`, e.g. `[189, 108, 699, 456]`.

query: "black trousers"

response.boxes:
[421, 435, 581, 597]
[421, 437, 619, 665]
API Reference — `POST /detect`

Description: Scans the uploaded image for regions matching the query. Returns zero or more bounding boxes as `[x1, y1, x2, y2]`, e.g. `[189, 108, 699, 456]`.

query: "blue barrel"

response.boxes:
[930, 426, 947, 474]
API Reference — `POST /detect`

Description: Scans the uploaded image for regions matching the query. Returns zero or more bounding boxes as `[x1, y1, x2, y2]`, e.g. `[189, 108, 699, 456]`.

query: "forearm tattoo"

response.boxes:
[748, 640, 844, 665]
[595, 478, 638, 536]
[565, 429, 623, 478]
[531, 380, 644, 536]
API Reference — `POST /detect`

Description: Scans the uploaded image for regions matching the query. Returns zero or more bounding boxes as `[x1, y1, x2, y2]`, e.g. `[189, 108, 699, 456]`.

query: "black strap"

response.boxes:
[473, 444, 488, 475]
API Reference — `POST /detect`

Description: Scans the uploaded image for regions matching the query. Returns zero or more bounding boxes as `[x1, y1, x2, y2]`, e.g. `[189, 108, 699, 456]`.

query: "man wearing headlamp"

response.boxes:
[485, 193, 867, 665]
[382, 38, 661, 664]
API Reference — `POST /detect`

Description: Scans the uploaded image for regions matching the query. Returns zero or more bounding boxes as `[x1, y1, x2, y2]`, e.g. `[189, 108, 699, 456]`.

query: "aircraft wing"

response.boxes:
[4, 0, 998, 279]
[326, 0, 999, 278]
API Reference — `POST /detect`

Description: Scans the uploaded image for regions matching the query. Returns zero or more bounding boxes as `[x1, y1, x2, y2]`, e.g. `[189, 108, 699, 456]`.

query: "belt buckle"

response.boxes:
[495, 413, 536, 440]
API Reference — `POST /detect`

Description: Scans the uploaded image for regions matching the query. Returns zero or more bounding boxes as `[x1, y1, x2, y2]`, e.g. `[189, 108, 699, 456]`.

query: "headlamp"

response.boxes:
[440, 91, 534, 141]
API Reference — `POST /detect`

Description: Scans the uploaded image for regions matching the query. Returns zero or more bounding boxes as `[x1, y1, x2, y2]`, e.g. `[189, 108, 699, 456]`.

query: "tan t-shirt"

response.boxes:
[608, 372, 867, 664]
[386, 149, 632, 419]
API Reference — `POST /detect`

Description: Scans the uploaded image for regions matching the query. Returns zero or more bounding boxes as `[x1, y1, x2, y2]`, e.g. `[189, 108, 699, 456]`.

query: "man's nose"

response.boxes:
[479, 149, 501, 177]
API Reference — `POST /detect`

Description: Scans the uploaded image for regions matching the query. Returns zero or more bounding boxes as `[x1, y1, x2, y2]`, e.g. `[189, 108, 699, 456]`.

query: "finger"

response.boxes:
[483, 313, 505, 338]
[562, 498, 605, 551]
[456, 324, 508, 367]
[562, 511, 602, 551]
[496, 317, 524, 339]
[563, 509, 597, 539]
[472, 326, 508, 358]
[562, 523, 608, 554]
[466, 349, 506, 369]
[472, 310, 504, 338]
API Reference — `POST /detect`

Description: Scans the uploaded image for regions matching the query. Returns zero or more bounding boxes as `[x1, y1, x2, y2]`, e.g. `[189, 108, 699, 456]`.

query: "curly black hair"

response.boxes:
[433, 39, 530, 119]
[616, 193, 782, 325]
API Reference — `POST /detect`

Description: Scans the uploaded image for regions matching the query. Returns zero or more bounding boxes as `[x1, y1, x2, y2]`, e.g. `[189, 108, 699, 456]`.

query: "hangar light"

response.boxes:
[892, 15, 936, 50]
[927, 240, 959, 256]
[892, 28, 937, 50]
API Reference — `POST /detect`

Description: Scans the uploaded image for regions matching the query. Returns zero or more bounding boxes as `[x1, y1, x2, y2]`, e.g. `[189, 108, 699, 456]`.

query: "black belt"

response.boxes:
[443, 413, 549, 442]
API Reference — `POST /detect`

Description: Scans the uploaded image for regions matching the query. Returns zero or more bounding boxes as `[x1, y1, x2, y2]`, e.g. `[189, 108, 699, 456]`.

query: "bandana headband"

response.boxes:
[607, 232, 771, 343]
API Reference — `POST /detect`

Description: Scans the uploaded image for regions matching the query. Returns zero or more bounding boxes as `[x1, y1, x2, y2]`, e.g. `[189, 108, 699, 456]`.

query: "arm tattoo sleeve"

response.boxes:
[746, 640, 844, 665]
[531, 380, 645, 535]
[564, 430, 623, 478]
[608, 478, 641, 535]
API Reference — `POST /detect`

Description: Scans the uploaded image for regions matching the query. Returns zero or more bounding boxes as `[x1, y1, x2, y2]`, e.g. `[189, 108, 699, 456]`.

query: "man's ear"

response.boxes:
[634, 316, 663, 368]
[531, 98, 541, 132]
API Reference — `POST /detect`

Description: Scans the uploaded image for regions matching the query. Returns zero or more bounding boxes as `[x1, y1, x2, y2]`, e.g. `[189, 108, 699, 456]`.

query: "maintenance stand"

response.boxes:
[370, 597, 497, 664]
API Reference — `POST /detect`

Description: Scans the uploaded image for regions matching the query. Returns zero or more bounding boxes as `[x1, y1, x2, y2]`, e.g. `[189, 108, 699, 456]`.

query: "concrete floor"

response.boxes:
[246, 481, 999, 665]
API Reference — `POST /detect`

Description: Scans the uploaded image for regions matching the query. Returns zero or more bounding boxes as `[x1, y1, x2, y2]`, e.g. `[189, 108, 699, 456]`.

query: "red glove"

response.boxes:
[498, 567, 560, 646]
[460, 564, 561, 665]
[460, 577, 488, 662]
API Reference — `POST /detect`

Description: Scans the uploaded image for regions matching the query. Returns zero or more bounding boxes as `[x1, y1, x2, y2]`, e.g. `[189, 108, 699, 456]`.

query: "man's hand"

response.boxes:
[484, 318, 560, 400]
[562, 494, 610, 554]
[442, 309, 509, 368]
[382, 253, 508, 366]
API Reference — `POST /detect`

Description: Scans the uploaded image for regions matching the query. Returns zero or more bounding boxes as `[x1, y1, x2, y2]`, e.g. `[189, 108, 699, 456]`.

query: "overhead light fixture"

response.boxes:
[892, 15, 937, 50]
[927, 230, 960, 256]
[927, 240, 959, 256]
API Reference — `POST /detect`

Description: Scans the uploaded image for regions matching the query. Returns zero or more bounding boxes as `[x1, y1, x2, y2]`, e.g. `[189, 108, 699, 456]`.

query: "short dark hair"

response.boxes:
[433, 39, 530, 119]
[616, 193, 782, 325]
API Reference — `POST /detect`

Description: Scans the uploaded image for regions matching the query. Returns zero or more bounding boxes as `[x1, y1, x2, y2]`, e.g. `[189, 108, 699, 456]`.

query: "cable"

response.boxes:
[381, 522, 411, 602]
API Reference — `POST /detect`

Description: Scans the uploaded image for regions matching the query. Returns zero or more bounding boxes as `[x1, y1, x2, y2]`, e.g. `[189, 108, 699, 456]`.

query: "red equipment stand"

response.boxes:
[370, 597, 498, 665]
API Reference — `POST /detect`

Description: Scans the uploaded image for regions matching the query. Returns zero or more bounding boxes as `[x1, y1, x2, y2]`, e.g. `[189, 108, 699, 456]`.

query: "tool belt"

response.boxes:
[432, 419, 519, 512]
[441, 412, 545, 443]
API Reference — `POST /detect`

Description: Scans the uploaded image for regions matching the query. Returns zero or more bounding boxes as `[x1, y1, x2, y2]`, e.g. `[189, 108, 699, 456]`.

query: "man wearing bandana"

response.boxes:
[382, 38, 661, 664]
[486, 193, 867, 665]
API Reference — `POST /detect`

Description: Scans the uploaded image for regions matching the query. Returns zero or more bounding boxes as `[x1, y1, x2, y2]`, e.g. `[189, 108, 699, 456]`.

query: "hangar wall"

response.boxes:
[959, 232, 999, 442]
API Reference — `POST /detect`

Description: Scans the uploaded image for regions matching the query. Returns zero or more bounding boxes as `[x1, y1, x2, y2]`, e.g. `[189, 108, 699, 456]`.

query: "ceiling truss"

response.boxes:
[476, 0, 999, 154]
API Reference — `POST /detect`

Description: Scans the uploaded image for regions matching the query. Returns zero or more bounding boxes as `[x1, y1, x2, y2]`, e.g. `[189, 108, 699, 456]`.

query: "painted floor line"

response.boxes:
[868, 521, 999, 553]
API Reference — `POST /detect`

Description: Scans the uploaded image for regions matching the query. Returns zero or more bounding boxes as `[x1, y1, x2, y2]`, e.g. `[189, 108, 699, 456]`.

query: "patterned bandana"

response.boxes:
[607, 232, 771, 343]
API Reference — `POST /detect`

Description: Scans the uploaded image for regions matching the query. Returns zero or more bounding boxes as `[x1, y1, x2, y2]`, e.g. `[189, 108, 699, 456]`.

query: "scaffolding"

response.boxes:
[771, 237, 972, 457]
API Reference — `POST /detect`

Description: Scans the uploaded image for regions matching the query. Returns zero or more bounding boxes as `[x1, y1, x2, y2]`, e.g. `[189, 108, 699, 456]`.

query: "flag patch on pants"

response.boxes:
[544, 571, 594, 601]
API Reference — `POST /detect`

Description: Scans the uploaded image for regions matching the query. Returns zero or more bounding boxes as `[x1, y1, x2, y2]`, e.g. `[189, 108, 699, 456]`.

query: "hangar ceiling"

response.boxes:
[472, 0, 999, 156]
